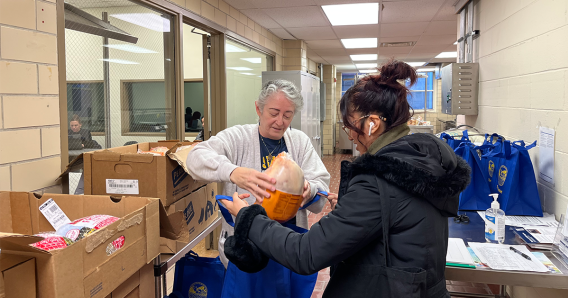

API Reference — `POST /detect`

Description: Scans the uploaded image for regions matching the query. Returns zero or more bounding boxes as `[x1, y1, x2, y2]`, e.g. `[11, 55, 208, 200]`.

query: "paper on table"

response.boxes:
[522, 226, 557, 243]
[468, 243, 548, 272]
[478, 211, 559, 228]
[447, 238, 475, 265]
[538, 126, 555, 185]
[533, 252, 563, 274]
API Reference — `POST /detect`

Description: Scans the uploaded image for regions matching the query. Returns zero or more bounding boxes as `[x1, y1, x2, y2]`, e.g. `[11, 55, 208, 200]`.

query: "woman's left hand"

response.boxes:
[218, 192, 251, 216]
[300, 180, 311, 207]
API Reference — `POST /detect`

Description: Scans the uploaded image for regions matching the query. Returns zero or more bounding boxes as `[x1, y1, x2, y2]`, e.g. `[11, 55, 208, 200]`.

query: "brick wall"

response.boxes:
[0, 0, 62, 193]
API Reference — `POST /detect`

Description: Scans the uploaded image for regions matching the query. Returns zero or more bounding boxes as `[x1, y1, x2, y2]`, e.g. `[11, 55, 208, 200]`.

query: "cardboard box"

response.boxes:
[0, 254, 36, 298]
[79, 141, 206, 207]
[0, 192, 160, 298]
[160, 183, 219, 254]
[104, 262, 154, 298]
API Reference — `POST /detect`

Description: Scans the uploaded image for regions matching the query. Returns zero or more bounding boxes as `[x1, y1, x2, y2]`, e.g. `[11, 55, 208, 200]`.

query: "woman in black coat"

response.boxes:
[219, 60, 471, 298]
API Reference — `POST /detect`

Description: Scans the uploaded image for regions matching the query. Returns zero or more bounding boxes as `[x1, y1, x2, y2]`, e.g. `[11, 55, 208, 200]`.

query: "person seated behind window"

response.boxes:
[185, 107, 193, 131]
[195, 116, 205, 141]
[190, 111, 203, 130]
[68, 115, 99, 149]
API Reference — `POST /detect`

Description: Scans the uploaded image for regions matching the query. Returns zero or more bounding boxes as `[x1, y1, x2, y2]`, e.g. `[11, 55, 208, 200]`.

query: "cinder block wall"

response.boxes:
[0, 0, 62, 193]
[463, 1, 568, 296]
[322, 65, 336, 155]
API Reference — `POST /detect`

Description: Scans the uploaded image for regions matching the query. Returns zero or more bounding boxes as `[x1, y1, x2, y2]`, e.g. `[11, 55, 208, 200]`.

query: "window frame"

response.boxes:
[407, 71, 435, 112]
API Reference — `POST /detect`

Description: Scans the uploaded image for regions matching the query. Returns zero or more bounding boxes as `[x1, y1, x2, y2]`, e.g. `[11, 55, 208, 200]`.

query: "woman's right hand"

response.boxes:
[327, 192, 338, 210]
[230, 167, 276, 203]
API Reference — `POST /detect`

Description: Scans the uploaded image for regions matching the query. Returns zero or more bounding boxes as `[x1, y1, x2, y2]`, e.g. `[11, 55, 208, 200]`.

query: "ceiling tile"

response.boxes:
[381, 0, 445, 23]
[332, 24, 380, 38]
[313, 0, 378, 5]
[423, 20, 457, 35]
[313, 48, 347, 56]
[263, 6, 330, 28]
[306, 39, 343, 49]
[380, 22, 429, 37]
[410, 44, 449, 53]
[402, 52, 439, 59]
[380, 36, 421, 43]
[345, 48, 380, 55]
[429, 57, 457, 63]
[225, 0, 317, 10]
[433, 2, 459, 21]
[269, 28, 296, 39]
[335, 64, 358, 71]
[287, 27, 337, 40]
[379, 46, 412, 55]
[415, 34, 456, 46]
[241, 9, 282, 29]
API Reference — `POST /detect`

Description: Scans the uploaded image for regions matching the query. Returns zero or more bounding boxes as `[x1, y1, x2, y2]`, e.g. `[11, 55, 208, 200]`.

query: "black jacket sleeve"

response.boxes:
[241, 175, 384, 275]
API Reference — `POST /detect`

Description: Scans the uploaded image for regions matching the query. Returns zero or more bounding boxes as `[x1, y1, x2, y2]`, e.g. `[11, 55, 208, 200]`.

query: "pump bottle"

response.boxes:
[485, 194, 505, 244]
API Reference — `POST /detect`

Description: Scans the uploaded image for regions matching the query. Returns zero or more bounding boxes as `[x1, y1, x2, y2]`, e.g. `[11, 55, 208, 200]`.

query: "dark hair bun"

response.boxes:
[376, 59, 417, 86]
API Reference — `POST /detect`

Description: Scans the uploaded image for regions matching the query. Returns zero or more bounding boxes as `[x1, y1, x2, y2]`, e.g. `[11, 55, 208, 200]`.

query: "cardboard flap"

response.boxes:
[0, 253, 34, 271]
[92, 150, 123, 162]
[58, 154, 84, 179]
[167, 145, 196, 175]
[121, 153, 155, 163]
[158, 201, 188, 241]
[0, 233, 46, 252]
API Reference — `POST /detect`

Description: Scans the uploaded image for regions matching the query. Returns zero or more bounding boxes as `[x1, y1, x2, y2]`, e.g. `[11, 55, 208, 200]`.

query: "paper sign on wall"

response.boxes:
[538, 126, 555, 184]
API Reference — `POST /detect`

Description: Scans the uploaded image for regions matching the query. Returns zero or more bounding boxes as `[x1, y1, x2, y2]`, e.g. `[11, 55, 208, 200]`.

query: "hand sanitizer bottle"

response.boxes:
[485, 194, 505, 244]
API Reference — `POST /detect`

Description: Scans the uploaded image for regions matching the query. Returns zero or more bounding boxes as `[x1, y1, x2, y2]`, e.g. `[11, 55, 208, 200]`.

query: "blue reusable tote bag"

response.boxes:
[454, 142, 494, 211]
[170, 251, 226, 298]
[483, 140, 543, 216]
[216, 194, 321, 298]
[440, 130, 471, 150]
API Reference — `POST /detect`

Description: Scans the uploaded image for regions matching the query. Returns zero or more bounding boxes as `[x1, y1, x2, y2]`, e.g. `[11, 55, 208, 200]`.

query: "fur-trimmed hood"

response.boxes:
[349, 133, 471, 216]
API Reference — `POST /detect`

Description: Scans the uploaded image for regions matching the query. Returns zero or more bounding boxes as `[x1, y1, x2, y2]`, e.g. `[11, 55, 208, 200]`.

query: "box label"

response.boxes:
[106, 179, 139, 194]
[172, 165, 188, 188]
[39, 198, 71, 230]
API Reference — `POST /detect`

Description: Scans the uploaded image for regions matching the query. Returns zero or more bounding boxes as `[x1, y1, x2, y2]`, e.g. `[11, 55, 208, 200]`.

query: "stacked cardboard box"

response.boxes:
[61, 141, 219, 254]
[0, 192, 160, 298]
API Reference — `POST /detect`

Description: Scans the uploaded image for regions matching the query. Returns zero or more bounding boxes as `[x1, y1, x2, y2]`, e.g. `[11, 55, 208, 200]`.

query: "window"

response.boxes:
[341, 74, 356, 97]
[407, 72, 434, 110]
[67, 82, 105, 134]
[121, 80, 204, 135]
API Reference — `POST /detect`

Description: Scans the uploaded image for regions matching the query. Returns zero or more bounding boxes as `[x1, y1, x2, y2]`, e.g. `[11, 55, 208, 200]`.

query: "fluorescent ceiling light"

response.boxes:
[226, 44, 247, 52]
[341, 38, 377, 49]
[99, 58, 139, 65]
[241, 58, 262, 63]
[350, 54, 377, 61]
[335, 64, 357, 69]
[405, 62, 426, 67]
[436, 51, 458, 58]
[103, 44, 157, 54]
[359, 69, 377, 73]
[227, 67, 253, 71]
[356, 63, 377, 69]
[110, 13, 170, 32]
[417, 67, 436, 72]
[240, 73, 256, 75]
[322, 3, 379, 26]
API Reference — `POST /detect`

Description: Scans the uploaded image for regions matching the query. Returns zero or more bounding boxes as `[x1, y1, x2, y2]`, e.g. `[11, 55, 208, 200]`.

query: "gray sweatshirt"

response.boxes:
[186, 123, 331, 265]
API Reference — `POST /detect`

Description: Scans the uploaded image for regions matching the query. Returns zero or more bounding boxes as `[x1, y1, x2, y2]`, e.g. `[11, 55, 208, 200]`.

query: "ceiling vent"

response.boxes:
[380, 41, 416, 47]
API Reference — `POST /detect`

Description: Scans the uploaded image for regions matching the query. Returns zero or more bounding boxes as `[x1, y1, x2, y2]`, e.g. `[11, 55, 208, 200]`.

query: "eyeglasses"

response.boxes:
[342, 114, 387, 136]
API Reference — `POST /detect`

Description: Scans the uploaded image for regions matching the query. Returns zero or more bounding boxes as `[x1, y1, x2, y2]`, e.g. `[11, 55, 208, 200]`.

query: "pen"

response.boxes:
[510, 246, 532, 261]
[446, 262, 476, 269]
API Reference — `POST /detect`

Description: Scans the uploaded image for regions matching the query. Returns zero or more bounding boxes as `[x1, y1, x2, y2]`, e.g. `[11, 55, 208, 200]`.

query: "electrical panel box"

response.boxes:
[441, 63, 479, 115]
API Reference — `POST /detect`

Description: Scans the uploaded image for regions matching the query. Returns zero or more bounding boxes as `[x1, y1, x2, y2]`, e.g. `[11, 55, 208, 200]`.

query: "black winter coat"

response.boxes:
[226, 133, 471, 298]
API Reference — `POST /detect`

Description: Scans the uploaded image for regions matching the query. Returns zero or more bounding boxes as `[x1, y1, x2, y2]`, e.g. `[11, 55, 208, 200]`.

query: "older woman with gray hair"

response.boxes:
[186, 79, 331, 267]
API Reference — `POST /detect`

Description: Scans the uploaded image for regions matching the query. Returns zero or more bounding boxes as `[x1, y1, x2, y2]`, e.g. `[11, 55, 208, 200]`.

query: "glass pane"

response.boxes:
[408, 77, 426, 91]
[427, 72, 434, 90]
[65, 0, 177, 158]
[226, 39, 273, 127]
[427, 91, 433, 109]
[408, 92, 425, 110]
[182, 24, 205, 138]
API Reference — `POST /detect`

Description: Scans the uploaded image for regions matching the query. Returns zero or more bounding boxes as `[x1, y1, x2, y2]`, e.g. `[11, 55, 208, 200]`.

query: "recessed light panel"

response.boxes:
[341, 38, 378, 49]
[350, 54, 378, 61]
[241, 58, 262, 63]
[356, 63, 377, 69]
[436, 51, 458, 58]
[227, 67, 253, 71]
[405, 62, 426, 67]
[103, 44, 157, 54]
[359, 69, 377, 73]
[99, 59, 139, 65]
[322, 3, 379, 26]
[226, 44, 247, 52]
